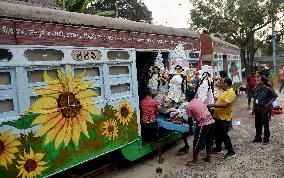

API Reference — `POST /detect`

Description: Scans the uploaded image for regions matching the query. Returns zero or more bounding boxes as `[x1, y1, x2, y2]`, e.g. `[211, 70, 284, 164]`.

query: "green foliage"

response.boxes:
[66, 0, 153, 23]
[65, 0, 89, 13]
[189, 0, 284, 73]
[0, 112, 39, 129]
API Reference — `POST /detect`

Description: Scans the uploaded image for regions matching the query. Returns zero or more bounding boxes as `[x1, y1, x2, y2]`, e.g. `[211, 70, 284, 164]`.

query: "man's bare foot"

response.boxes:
[203, 157, 211, 163]
[186, 160, 198, 166]
[159, 158, 164, 164]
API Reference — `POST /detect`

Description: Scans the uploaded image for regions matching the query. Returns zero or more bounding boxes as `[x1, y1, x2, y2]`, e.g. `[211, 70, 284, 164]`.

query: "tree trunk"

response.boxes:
[240, 46, 248, 75]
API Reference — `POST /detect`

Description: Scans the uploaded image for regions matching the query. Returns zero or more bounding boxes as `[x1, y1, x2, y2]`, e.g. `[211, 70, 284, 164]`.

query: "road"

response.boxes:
[97, 93, 284, 178]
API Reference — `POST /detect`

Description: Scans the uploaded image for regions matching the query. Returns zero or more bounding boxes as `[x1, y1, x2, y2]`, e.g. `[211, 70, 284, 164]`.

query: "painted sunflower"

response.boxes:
[0, 130, 21, 169]
[101, 120, 118, 140]
[30, 66, 100, 149]
[115, 100, 134, 125]
[17, 148, 47, 178]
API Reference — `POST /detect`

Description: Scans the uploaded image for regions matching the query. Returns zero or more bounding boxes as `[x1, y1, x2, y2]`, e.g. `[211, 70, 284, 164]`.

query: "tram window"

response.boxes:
[0, 99, 14, 113]
[24, 49, 64, 61]
[74, 67, 100, 77]
[109, 66, 129, 75]
[188, 52, 199, 59]
[107, 51, 130, 60]
[0, 49, 13, 62]
[110, 83, 130, 94]
[191, 53, 200, 58]
[214, 54, 218, 59]
[27, 69, 58, 83]
[0, 72, 11, 85]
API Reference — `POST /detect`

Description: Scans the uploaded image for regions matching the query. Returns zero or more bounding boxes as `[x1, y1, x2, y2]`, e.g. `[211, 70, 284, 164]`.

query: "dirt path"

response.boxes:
[98, 93, 284, 178]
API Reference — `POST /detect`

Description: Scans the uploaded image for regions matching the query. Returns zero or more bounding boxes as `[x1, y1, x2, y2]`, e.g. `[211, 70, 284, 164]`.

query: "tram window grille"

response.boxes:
[0, 69, 18, 119]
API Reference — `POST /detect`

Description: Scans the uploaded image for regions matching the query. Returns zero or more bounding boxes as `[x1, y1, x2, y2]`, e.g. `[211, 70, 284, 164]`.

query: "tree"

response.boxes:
[65, 0, 153, 23]
[89, 0, 153, 23]
[189, 0, 284, 73]
[65, 0, 89, 13]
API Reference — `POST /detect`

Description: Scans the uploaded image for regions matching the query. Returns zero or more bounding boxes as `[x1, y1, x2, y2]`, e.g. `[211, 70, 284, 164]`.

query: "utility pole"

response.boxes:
[115, 2, 118, 18]
[272, 20, 277, 75]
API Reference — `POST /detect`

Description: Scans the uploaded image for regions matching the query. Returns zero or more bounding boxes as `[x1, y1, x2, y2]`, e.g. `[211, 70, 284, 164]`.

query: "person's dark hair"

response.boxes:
[186, 88, 196, 100]
[258, 75, 268, 84]
[140, 88, 151, 101]
[219, 70, 227, 78]
[224, 77, 232, 87]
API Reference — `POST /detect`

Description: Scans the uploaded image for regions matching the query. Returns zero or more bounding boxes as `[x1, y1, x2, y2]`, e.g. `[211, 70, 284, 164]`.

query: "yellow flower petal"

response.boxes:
[17, 160, 26, 165]
[5, 154, 13, 165]
[84, 105, 100, 116]
[43, 70, 60, 85]
[54, 120, 67, 149]
[35, 114, 62, 137]
[30, 97, 57, 110]
[76, 114, 89, 138]
[29, 148, 34, 157]
[73, 82, 94, 94]
[74, 68, 86, 82]
[37, 161, 47, 166]
[34, 153, 45, 162]
[32, 114, 49, 126]
[32, 112, 60, 126]
[45, 119, 65, 145]
[85, 113, 94, 124]
[75, 89, 97, 99]
[5, 147, 19, 154]
[6, 152, 16, 160]
[0, 157, 7, 169]
[57, 69, 66, 83]
[79, 98, 93, 107]
[17, 168, 25, 177]
[72, 118, 81, 146]
[64, 120, 72, 147]
[0, 130, 12, 141]
[4, 134, 16, 145]
[29, 107, 58, 115]
[6, 139, 21, 148]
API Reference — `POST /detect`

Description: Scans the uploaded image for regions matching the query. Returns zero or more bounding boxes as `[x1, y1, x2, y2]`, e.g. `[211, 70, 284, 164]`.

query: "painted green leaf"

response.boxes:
[90, 113, 103, 122]
[0, 112, 39, 129]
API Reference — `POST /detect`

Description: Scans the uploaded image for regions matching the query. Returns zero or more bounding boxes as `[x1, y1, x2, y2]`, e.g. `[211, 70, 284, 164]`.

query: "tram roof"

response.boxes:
[0, 1, 239, 49]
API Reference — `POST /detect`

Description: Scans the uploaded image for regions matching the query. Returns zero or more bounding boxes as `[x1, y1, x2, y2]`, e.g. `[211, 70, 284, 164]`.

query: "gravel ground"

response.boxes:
[99, 93, 284, 178]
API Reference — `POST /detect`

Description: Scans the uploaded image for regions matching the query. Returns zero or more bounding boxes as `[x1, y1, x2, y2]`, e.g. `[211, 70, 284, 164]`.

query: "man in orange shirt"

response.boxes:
[279, 65, 284, 93]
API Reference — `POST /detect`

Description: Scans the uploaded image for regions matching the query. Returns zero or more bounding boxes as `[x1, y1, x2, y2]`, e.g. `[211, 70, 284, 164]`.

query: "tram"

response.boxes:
[0, 1, 241, 177]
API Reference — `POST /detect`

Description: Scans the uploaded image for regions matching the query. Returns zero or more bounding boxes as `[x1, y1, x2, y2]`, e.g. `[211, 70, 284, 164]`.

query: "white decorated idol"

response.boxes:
[168, 44, 189, 103]
[196, 65, 214, 105]
[148, 52, 165, 95]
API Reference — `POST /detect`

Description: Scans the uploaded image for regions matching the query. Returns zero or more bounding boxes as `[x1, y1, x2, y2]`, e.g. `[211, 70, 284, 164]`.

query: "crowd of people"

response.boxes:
[138, 43, 281, 166]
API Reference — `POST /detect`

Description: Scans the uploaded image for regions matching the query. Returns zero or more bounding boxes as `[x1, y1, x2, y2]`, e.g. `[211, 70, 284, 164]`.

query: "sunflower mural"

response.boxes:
[115, 100, 134, 126]
[0, 66, 139, 177]
[29, 66, 101, 149]
[101, 120, 118, 140]
[17, 148, 47, 178]
[0, 130, 21, 169]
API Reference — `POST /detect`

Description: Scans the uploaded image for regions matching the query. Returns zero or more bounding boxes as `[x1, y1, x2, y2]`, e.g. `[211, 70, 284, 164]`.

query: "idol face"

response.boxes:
[175, 66, 183, 74]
